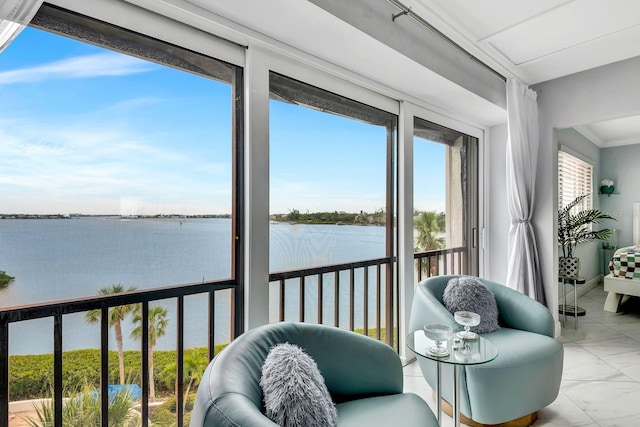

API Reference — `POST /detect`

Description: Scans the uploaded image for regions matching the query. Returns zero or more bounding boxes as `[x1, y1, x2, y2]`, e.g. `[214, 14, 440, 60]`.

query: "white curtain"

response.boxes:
[505, 78, 546, 304]
[0, 0, 43, 53]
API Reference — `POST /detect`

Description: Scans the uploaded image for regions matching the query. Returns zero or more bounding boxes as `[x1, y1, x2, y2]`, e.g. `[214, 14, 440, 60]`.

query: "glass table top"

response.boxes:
[407, 329, 498, 365]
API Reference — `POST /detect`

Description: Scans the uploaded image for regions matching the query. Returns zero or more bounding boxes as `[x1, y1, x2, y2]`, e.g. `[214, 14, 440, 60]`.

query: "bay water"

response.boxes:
[0, 218, 385, 355]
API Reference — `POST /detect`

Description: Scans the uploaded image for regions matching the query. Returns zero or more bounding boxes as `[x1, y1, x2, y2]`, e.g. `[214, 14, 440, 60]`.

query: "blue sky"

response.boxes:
[1, 26, 444, 215]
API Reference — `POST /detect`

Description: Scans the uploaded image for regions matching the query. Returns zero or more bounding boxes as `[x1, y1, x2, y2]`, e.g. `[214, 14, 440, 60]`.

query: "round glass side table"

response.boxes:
[407, 329, 498, 427]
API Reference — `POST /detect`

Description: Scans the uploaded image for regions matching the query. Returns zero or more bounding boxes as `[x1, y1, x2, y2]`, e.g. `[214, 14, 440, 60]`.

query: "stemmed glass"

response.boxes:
[423, 323, 453, 357]
[454, 311, 481, 341]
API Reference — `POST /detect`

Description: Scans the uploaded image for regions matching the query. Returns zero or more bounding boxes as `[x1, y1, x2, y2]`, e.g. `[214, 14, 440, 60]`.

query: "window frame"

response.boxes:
[266, 70, 399, 343]
[412, 116, 479, 277]
[27, 3, 246, 334]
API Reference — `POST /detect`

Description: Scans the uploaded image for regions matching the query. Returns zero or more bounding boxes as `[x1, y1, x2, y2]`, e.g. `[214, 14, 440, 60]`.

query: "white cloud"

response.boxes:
[110, 98, 163, 112]
[0, 116, 234, 215]
[0, 52, 155, 85]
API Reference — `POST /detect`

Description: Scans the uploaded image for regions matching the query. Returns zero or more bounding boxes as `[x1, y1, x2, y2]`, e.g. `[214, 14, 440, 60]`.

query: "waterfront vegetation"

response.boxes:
[270, 209, 387, 226]
[270, 208, 447, 238]
[0, 270, 14, 287]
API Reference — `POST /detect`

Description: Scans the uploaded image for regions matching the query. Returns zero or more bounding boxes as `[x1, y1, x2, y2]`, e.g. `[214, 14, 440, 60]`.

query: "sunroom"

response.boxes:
[2, 0, 640, 426]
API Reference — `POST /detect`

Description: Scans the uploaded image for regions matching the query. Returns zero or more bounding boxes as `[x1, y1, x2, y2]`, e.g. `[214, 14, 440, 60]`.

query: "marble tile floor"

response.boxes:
[403, 283, 640, 426]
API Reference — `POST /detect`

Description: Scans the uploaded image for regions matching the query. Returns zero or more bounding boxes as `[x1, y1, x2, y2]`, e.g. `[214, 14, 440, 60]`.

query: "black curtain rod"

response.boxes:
[387, 0, 507, 82]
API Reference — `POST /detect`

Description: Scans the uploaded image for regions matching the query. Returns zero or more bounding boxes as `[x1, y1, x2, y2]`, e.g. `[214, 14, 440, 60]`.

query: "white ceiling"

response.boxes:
[410, 0, 640, 85]
[575, 116, 640, 148]
[183, 0, 507, 126]
[180, 0, 639, 142]
[409, 0, 640, 147]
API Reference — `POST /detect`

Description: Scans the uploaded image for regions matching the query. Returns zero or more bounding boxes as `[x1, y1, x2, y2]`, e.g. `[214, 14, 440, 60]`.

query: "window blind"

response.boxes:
[558, 149, 592, 212]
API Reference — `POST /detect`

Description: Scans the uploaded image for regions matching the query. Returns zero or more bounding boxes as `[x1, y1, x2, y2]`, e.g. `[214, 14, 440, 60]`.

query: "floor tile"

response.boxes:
[562, 380, 640, 422]
[535, 392, 598, 426]
[561, 345, 631, 382]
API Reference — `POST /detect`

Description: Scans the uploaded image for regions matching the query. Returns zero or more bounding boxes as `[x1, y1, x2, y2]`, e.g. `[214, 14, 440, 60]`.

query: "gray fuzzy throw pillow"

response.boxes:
[260, 343, 337, 427]
[443, 276, 500, 334]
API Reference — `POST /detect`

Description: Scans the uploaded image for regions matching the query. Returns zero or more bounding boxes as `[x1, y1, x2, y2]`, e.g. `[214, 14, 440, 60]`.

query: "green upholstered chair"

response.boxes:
[190, 321, 438, 427]
[409, 275, 564, 426]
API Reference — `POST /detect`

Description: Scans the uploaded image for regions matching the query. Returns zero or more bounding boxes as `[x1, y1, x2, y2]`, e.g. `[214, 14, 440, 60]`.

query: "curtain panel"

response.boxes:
[0, 0, 43, 53]
[505, 78, 546, 305]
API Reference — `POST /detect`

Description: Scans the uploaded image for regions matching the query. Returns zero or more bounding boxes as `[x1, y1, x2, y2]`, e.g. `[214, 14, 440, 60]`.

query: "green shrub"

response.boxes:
[23, 383, 140, 427]
[150, 394, 195, 426]
[0, 270, 14, 287]
[9, 344, 227, 401]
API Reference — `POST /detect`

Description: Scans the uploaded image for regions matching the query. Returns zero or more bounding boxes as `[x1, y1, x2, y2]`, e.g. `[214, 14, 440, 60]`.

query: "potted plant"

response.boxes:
[600, 179, 615, 194]
[558, 194, 615, 278]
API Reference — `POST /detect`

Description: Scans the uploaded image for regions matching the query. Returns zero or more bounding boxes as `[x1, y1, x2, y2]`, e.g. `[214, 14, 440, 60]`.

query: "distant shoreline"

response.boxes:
[269, 210, 386, 226]
[0, 213, 232, 220]
[0, 211, 387, 226]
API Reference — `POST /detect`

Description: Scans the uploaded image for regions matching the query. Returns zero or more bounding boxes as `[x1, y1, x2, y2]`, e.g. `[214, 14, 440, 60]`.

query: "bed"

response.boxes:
[603, 203, 640, 313]
[604, 247, 640, 312]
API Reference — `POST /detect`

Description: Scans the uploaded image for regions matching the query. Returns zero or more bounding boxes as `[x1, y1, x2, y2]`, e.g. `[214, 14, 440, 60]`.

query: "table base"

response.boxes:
[559, 277, 586, 329]
[558, 304, 586, 317]
[429, 393, 538, 427]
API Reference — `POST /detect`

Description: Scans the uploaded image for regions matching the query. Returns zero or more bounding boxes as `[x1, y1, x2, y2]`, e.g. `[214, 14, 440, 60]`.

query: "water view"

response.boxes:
[0, 217, 386, 355]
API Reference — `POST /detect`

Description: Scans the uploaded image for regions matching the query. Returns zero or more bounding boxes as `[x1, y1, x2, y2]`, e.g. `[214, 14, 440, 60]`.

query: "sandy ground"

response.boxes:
[9, 411, 37, 427]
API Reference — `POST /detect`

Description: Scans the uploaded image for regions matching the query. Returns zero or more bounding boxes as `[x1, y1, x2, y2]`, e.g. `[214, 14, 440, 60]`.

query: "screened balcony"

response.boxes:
[1, 2, 481, 426]
[2, 246, 471, 426]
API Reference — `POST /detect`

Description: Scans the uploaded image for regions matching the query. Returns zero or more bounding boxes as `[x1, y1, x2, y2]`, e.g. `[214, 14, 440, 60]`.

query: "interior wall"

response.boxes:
[557, 128, 603, 281]
[600, 144, 640, 248]
[486, 123, 509, 284]
[532, 56, 640, 321]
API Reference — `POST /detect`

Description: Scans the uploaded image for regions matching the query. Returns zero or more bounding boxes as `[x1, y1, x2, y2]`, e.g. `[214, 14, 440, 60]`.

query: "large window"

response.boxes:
[0, 5, 241, 355]
[558, 148, 593, 211]
[268, 72, 397, 330]
[413, 117, 478, 277]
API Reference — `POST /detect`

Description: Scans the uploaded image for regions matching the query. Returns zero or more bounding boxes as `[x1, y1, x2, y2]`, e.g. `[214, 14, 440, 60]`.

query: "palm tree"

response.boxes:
[414, 211, 445, 251]
[161, 352, 209, 413]
[85, 284, 138, 385]
[414, 211, 446, 277]
[131, 305, 169, 401]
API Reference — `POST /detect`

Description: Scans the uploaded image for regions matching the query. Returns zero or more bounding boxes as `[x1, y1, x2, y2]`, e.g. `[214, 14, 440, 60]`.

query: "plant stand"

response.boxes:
[558, 277, 586, 329]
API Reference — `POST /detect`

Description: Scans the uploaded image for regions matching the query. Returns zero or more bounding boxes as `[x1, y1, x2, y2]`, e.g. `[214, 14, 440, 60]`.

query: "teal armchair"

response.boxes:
[409, 275, 563, 425]
[190, 322, 438, 427]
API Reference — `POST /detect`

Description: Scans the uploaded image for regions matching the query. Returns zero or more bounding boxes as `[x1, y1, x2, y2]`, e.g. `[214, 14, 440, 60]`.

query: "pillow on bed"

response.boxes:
[260, 343, 337, 427]
[443, 276, 500, 334]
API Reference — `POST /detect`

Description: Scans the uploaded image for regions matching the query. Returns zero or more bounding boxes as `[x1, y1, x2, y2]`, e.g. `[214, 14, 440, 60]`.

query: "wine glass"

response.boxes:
[423, 323, 453, 357]
[454, 311, 481, 341]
